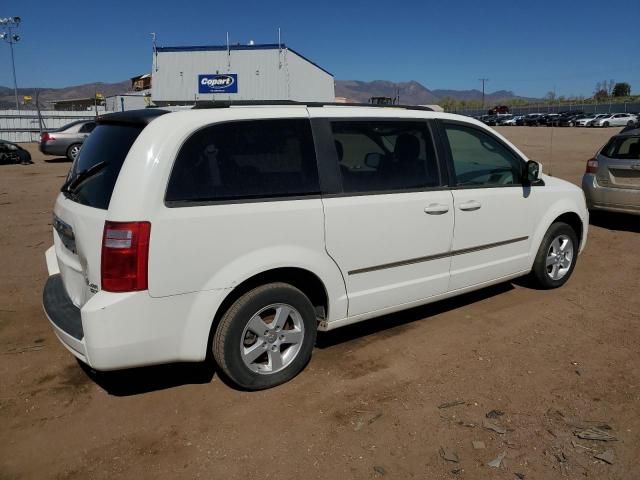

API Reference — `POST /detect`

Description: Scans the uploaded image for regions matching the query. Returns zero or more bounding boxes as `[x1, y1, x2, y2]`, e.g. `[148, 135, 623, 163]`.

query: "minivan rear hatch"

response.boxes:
[52, 109, 168, 308]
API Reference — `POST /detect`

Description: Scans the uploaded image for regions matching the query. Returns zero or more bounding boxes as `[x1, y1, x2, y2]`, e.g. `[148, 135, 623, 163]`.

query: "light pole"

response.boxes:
[0, 16, 22, 111]
[479, 78, 489, 112]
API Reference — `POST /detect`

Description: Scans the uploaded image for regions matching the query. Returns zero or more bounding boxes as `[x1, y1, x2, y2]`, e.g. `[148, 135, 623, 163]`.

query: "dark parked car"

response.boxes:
[551, 112, 584, 127]
[39, 119, 96, 161]
[523, 114, 546, 126]
[485, 115, 506, 126]
[0, 139, 32, 165]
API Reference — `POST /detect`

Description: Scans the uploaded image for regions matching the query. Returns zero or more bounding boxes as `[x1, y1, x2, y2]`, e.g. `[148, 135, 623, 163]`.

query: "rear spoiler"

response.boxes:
[97, 109, 169, 126]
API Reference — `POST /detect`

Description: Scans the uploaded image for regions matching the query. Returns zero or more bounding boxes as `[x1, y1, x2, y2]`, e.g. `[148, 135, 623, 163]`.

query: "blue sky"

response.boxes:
[1, 0, 638, 97]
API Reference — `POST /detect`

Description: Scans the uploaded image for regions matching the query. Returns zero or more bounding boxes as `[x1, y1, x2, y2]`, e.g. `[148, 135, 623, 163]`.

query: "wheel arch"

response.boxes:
[552, 211, 584, 247]
[529, 199, 588, 270]
[205, 267, 333, 355]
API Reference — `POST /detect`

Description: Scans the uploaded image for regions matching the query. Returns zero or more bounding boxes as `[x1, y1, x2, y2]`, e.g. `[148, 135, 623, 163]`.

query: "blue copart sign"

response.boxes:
[198, 74, 238, 94]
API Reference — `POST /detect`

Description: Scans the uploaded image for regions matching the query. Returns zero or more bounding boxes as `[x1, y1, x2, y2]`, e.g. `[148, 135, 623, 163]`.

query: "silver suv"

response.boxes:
[582, 128, 640, 215]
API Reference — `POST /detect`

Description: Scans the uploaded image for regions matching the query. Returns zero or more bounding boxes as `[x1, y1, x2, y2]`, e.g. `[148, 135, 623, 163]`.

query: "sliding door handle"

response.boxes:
[424, 203, 450, 215]
[459, 200, 482, 211]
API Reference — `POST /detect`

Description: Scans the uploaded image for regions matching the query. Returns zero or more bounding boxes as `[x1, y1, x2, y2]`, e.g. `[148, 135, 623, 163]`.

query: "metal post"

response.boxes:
[479, 78, 489, 111]
[1, 18, 22, 111]
[8, 29, 19, 111]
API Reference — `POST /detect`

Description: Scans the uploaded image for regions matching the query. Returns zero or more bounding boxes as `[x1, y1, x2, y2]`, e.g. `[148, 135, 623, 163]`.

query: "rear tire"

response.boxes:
[66, 143, 81, 161]
[529, 222, 578, 289]
[213, 283, 317, 390]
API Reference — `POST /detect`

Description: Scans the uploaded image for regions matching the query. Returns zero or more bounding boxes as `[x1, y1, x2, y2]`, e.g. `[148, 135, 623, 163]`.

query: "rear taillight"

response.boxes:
[41, 132, 54, 141]
[586, 158, 598, 174]
[101, 221, 151, 292]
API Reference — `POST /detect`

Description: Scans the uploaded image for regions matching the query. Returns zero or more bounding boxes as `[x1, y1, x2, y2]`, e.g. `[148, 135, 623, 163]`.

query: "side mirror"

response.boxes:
[364, 152, 383, 169]
[525, 160, 542, 184]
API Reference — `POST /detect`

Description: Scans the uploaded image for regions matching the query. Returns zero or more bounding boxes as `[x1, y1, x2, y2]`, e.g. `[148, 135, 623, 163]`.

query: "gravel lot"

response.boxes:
[1, 127, 639, 480]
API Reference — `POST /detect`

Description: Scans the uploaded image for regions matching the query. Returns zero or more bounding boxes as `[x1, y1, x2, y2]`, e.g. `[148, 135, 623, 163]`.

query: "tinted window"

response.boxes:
[331, 121, 440, 193]
[166, 119, 319, 203]
[444, 123, 522, 186]
[602, 136, 640, 159]
[62, 124, 143, 209]
[58, 120, 85, 133]
[79, 122, 96, 133]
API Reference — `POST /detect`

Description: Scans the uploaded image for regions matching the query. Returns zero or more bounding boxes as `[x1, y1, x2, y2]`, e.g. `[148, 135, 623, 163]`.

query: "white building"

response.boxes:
[151, 43, 335, 106]
[105, 93, 151, 112]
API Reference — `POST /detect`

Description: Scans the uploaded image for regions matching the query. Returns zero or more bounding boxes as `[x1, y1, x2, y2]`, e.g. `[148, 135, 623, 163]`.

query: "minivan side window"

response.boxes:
[166, 119, 320, 204]
[331, 121, 440, 193]
[444, 123, 522, 187]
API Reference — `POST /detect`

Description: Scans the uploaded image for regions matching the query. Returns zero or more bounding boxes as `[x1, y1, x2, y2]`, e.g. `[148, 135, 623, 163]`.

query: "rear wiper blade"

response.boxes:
[61, 161, 107, 194]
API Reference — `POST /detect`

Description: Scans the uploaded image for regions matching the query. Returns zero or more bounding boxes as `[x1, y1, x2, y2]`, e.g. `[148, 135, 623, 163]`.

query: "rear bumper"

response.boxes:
[582, 174, 640, 215]
[43, 273, 89, 362]
[43, 248, 228, 370]
[39, 141, 66, 156]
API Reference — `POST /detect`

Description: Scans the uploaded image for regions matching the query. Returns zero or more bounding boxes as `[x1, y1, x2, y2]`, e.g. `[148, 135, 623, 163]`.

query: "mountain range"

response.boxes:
[0, 81, 129, 109]
[0, 79, 528, 109]
[335, 80, 524, 105]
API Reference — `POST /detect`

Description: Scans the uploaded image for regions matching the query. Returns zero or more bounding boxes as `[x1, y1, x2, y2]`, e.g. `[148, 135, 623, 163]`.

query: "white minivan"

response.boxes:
[43, 103, 588, 390]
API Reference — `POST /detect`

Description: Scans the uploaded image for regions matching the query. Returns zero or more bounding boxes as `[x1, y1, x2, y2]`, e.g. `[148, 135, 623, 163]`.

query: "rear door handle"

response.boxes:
[424, 203, 449, 215]
[459, 200, 482, 211]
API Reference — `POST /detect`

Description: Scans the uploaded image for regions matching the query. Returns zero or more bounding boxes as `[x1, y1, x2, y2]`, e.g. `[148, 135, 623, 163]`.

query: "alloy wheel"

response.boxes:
[545, 234, 574, 281]
[240, 303, 305, 374]
[70, 145, 81, 160]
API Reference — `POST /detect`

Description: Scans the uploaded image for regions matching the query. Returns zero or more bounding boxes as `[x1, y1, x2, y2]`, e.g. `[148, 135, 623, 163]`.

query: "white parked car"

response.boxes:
[591, 113, 638, 128]
[43, 104, 588, 390]
[501, 115, 523, 126]
[576, 113, 609, 127]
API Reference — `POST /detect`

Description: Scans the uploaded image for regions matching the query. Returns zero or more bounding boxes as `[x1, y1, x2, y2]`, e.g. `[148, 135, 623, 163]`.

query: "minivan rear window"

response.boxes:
[61, 124, 142, 209]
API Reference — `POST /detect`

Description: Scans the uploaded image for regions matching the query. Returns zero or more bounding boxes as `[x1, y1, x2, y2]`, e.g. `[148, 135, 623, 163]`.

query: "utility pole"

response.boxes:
[479, 78, 489, 111]
[0, 16, 22, 111]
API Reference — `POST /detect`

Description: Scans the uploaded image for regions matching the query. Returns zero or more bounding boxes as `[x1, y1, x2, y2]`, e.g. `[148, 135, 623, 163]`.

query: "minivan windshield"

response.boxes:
[61, 124, 142, 209]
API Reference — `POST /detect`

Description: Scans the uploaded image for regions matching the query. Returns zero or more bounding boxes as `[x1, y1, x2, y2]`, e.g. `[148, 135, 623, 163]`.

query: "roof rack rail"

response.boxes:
[192, 100, 433, 111]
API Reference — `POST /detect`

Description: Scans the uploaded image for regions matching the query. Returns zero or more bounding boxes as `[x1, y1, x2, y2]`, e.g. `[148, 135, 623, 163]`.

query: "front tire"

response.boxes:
[213, 283, 317, 390]
[603, 121, 610, 128]
[529, 222, 578, 289]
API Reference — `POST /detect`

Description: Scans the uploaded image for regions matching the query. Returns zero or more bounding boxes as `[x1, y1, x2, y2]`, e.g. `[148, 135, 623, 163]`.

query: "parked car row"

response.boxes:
[476, 111, 639, 128]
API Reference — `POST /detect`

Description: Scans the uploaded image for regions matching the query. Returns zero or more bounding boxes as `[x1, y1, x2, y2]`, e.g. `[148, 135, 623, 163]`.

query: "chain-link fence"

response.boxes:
[0, 110, 99, 143]
[450, 101, 640, 117]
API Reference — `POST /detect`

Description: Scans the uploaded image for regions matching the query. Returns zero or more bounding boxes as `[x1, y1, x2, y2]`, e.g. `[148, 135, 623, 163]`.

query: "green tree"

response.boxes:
[594, 89, 608, 102]
[440, 97, 458, 112]
[612, 82, 631, 97]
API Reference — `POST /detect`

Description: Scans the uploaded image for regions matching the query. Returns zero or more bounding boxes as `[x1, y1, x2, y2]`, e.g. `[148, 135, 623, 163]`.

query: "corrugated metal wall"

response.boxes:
[0, 110, 98, 143]
[152, 47, 334, 103]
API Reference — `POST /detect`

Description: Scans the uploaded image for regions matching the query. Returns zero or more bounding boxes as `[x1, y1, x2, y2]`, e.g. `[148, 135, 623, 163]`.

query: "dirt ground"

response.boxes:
[1, 127, 639, 480]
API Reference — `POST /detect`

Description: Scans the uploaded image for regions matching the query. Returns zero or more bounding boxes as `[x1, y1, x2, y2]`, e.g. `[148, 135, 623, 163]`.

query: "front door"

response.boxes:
[317, 117, 454, 317]
[441, 121, 535, 291]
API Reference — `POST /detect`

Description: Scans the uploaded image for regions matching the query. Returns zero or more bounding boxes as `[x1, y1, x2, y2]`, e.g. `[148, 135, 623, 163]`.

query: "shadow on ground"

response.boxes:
[317, 282, 514, 349]
[79, 360, 217, 397]
[44, 157, 71, 164]
[590, 211, 640, 233]
[77, 282, 515, 396]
